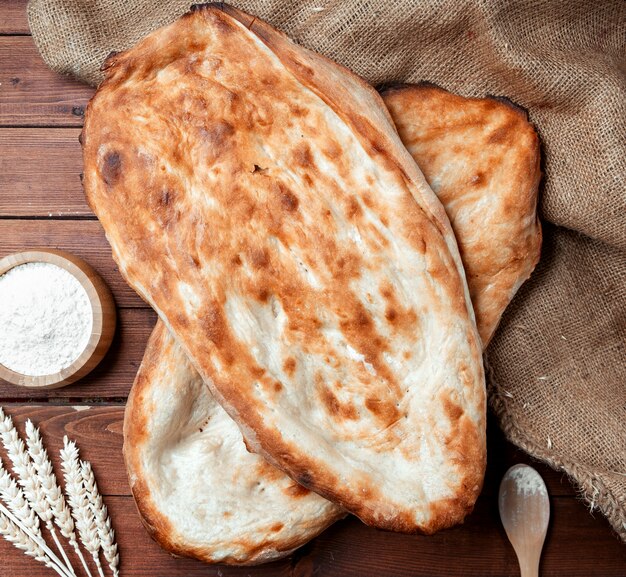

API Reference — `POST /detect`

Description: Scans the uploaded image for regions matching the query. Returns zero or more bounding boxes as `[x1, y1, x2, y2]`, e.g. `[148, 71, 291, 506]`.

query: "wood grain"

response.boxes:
[2, 406, 623, 577]
[0, 128, 90, 216]
[296, 500, 626, 577]
[0, 308, 156, 399]
[0, 219, 145, 307]
[0, 37, 93, 125]
[0, 496, 293, 577]
[0, 0, 28, 34]
[1, 495, 623, 577]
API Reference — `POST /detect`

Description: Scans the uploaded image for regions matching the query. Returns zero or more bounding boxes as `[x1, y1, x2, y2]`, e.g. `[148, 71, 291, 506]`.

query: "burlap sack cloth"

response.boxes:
[27, 0, 626, 540]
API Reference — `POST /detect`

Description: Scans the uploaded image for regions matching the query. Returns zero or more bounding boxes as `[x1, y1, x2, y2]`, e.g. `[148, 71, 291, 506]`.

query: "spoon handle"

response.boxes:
[518, 550, 540, 577]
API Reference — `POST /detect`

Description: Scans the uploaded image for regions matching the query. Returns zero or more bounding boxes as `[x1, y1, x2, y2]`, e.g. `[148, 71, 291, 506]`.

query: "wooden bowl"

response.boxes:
[0, 249, 116, 389]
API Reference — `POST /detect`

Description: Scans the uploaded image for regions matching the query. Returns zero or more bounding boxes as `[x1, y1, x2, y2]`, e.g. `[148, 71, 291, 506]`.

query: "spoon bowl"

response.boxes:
[499, 464, 550, 577]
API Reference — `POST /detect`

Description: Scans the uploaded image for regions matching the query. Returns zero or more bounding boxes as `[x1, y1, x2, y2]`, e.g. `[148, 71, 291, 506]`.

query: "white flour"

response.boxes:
[509, 465, 548, 496]
[0, 262, 93, 376]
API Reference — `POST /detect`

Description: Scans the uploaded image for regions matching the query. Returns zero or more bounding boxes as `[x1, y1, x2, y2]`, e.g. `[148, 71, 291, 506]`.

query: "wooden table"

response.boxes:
[0, 2, 624, 575]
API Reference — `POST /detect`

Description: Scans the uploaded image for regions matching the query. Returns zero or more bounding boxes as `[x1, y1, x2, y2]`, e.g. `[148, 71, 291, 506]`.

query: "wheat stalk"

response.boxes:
[0, 505, 69, 577]
[0, 408, 51, 523]
[0, 408, 120, 577]
[81, 461, 119, 577]
[25, 419, 92, 577]
[0, 409, 77, 577]
[0, 507, 50, 566]
[0, 409, 76, 577]
[61, 437, 105, 577]
[0, 499, 73, 577]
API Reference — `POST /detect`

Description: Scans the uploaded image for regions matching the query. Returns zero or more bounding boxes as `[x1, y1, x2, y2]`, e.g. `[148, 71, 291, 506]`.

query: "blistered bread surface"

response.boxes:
[383, 85, 542, 345]
[85, 5, 486, 533]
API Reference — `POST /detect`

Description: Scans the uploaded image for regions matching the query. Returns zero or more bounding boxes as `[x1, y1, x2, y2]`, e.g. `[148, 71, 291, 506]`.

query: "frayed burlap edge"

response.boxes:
[486, 357, 626, 542]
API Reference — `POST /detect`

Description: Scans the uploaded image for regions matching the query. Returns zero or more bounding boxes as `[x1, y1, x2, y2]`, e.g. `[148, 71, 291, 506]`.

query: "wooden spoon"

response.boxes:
[499, 464, 550, 577]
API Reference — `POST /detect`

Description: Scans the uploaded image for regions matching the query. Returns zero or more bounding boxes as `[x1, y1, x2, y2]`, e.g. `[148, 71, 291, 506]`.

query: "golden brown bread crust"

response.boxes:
[382, 83, 542, 345]
[84, 4, 486, 534]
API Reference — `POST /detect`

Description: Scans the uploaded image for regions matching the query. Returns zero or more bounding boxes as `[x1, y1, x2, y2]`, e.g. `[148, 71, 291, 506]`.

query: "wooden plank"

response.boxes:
[0, 406, 127, 497]
[0, 37, 93, 125]
[0, 410, 622, 576]
[0, 128, 90, 216]
[0, 308, 156, 399]
[0, 496, 623, 577]
[0, 405, 626, 577]
[0, 0, 28, 34]
[0, 219, 145, 307]
[297, 499, 626, 577]
[1, 495, 293, 577]
[0, 407, 580, 500]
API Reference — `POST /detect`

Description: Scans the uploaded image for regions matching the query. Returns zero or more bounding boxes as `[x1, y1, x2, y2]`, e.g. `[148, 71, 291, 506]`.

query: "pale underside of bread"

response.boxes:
[382, 84, 542, 346]
[124, 322, 344, 565]
[83, 3, 486, 533]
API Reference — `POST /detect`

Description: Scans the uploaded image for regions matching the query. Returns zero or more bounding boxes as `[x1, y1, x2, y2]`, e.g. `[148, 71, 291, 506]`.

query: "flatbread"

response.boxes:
[125, 83, 541, 563]
[124, 322, 343, 565]
[84, 4, 486, 533]
[382, 84, 542, 345]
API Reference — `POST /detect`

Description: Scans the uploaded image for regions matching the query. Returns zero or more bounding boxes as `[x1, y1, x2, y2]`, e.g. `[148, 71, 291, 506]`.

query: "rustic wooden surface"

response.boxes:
[0, 4, 624, 575]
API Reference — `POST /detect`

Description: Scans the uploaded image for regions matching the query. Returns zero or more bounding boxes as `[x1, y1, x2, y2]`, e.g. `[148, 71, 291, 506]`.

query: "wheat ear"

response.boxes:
[0, 502, 71, 577]
[61, 437, 105, 577]
[0, 409, 50, 521]
[0, 409, 75, 577]
[26, 419, 89, 577]
[0, 460, 41, 536]
[0, 410, 75, 577]
[81, 461, 119, 577]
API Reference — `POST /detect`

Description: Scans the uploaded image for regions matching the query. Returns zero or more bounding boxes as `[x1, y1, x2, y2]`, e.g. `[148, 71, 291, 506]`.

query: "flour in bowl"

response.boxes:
[0, 262, 93, 376]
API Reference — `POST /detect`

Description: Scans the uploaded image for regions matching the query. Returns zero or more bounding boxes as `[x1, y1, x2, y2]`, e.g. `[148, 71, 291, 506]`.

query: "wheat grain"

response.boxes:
[0, 409, 76, 576]
[0, 501, 73, 577]
[0, 409, 53, 526]
[25, 419, 87, 577]
[0, 506, 66, 574]
[24, 420, 73, 530]
[82, 460, 120, 577]
[81, 461, 119, 577]
[0, 460, 41, 536]
[61, 437, 105, 577]
[0, 408, 76, 577]
[0, 408, 120, 577]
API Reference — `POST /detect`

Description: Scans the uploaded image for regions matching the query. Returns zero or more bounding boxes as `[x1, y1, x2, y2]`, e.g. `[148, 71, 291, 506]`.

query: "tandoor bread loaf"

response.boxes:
[124, 84, 541, 562]
[124, 322, 344, 565]
[83, 4, 486, 533]
[125, 83, 541, 563]
[382, 84, 542, 345]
